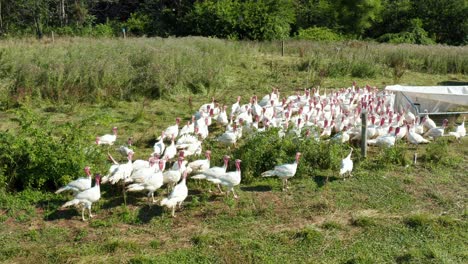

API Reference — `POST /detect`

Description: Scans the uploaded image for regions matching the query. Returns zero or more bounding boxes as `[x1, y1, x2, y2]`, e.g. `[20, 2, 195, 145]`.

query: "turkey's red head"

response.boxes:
[235, 159, 242, 169]
[223, 155, 230, 166]
[84, 166, 91, 176]
[295, 152, 302, 162]
[159, 159, 165, 171]
[95, 174, 101, 185]
[205, 150, 211, 159]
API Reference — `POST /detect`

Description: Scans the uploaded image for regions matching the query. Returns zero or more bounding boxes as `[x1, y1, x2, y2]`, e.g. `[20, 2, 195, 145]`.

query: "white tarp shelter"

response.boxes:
[385, 85, 468, 114]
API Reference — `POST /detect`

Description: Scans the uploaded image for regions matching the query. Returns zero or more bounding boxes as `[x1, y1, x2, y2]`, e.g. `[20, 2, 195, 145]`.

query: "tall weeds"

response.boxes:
[0, 37, 244, 106]
[0, 37, 466, 107]
[254, 40, 468, 77]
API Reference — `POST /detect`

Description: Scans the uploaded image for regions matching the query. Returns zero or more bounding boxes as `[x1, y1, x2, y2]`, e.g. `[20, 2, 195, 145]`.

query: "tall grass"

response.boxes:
[254, 40, 468, 76]
[0, 37, 467, 108]
[0, 37, 246, 106]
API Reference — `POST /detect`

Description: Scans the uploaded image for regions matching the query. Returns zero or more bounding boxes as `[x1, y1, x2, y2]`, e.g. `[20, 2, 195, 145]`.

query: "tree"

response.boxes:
[294, 0, 339, 33]
[412, 0, 467, 45]
[333, 0, 382, 36]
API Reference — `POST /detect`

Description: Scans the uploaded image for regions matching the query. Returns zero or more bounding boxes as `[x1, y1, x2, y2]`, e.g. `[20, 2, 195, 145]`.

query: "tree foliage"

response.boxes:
[0, 0, 465, 45]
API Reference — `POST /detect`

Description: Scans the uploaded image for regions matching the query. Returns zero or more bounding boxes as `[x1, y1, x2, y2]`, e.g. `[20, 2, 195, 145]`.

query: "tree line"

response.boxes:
[0, 0, 466, 45]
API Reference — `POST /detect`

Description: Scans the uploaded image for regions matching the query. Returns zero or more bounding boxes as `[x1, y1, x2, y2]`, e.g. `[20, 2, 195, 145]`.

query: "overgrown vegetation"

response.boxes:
[0, 37, 466, 108]
[0, 108, 106, 191]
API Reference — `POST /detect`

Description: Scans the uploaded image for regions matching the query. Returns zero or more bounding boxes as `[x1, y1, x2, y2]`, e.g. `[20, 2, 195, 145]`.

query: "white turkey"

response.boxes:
[191, 155, 230, 193]
[127, 159, 165, 203]
[217, 105, 229, 126]
[261, 152, 301, 191]
[448, 117, 466, 141]
[367, 126, 400, 148]
[118, 137, 134, 157]
[187, 150, 211, 174]
[96, 127, 118, 145]
[423, 119, 448, 139]
[61, 174, 101, 221]
[231, 96, 241, 116]
[125, 157, 158, 184]
[421, 112, 437, 130]
[101, 152, 134, 184]
[406, 125, 429, 145]
[207, 159, 242, 199]
[160, 170, 189, 217]
[55, 166, 92, 195]
[153, 132, 165, 156]
[339, 148, 353, 179]
[163, 118, 180, 140]
[163, 157, 186, 191]
[163, 135, 177, 160]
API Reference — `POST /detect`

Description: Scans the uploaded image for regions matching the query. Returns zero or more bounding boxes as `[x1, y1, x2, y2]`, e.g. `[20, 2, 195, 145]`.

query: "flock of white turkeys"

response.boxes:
[58, 83, 466, 220]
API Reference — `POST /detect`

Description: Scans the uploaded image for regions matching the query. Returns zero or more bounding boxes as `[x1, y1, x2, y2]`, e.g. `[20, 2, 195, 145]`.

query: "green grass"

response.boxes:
[0, 37, 467, 263]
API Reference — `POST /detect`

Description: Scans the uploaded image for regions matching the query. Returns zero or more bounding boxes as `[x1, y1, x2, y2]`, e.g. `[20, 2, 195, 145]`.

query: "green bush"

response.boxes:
[0, 108, 106, 191]
[421, 138, 462, 167]
[377, 19, 435, 45]
[296, 27, 344, 42]
[351, 62, 377, 78]
[233, 128, 346, 183]
[375, 142, 409, 167]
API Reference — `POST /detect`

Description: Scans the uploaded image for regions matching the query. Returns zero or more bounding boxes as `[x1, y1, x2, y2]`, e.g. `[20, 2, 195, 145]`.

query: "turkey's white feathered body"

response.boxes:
[61, 175, 101, 221]
[55, 167, 92, 195]
[161, 171, 188, 217]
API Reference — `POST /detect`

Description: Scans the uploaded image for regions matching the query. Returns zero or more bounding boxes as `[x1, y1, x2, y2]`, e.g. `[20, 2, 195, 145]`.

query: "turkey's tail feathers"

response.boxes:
[55, 186, 74, 194]
[101, 175, 109, 184]
[207, 178, 222, 184]
[261, 170, 276, 177]
[62, 199, 80, 208]
[191, 174, 206, 180]
[127, 184, 145, 192]
[448, 132, 461, 139]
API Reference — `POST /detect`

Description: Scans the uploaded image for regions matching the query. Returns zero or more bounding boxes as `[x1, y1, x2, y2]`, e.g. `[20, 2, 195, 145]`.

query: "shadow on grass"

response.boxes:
[100, 194, 141, 209]
[438, 80, 468, 86]
[240, 185, 272, 192]
[313, 175, 341, 188]
[44, 207, 80, 221]
[137, 204, 164, 223]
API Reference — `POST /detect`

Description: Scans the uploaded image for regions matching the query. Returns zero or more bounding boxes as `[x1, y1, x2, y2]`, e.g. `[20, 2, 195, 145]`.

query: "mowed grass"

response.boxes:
[0, 37, 467, 263]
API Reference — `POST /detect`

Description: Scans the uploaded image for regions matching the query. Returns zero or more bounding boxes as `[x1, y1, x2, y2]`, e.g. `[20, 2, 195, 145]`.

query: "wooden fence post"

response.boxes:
[281, 40, 284, 56]
[361, 110, 368, 158]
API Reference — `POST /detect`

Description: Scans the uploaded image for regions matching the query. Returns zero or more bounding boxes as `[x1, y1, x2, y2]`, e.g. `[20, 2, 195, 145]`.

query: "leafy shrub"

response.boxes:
[420, 137, 462, 168]
[233, 128, 346, 183]
[377, 19, 435, 45]
[0, 108, 106, 191]
[351, 62, 377, 78]
[125, 13, 151, 36]
[92, 23, 115, 38]
[375, 142, 409, 167]
[296, 27, 344, 42]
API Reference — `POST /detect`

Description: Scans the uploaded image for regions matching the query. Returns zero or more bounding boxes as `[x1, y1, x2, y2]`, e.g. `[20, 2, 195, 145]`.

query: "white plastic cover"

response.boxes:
[385, 85, 468, 113]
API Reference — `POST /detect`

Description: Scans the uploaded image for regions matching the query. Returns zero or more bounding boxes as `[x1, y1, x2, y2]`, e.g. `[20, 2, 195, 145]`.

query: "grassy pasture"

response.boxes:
[0, 37, 467, 263]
